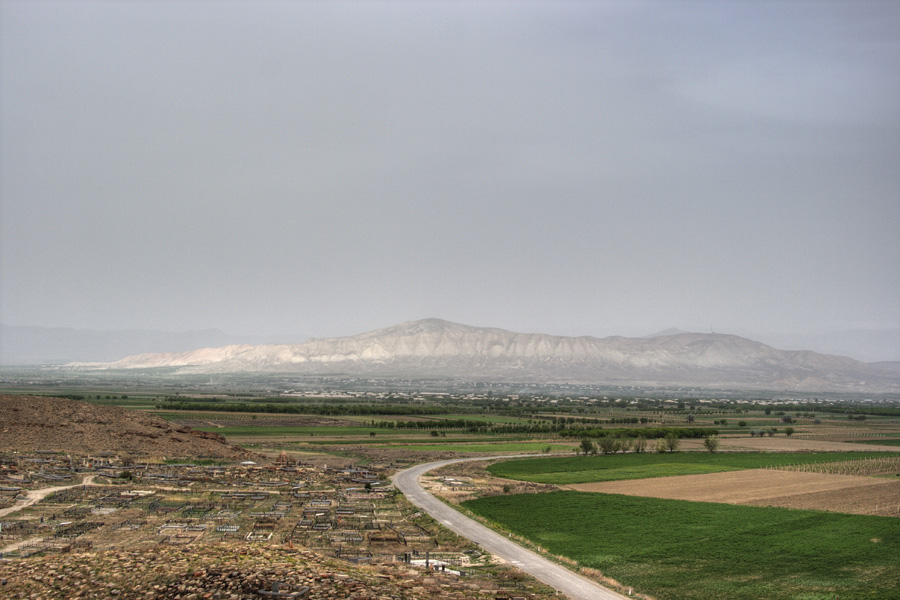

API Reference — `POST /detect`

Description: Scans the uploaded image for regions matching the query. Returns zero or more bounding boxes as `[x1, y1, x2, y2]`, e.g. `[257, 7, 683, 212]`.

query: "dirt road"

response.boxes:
[0, 474, 97, 519]
[392, 457, 630, 600]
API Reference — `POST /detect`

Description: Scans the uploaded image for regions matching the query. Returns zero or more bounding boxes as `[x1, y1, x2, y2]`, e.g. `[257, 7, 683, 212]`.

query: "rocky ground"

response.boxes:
[0, 396, 253, 460]
[0, 543, 544, 599]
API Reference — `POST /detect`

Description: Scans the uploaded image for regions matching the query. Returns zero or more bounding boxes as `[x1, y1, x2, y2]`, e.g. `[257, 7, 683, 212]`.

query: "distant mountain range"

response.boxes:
[0, 324, 306, 365]
[58, 318, 900, 393]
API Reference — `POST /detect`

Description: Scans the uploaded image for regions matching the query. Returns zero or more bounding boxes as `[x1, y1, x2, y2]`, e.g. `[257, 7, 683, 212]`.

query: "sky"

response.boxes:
[1, 0, 899, 343]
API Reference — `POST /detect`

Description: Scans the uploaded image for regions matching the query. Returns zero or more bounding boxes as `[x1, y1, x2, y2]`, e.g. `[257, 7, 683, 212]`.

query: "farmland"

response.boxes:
[486, 451, 898, 484]
[462, 491, 900, 600]
[2, 374, 900, 600]
[448, 449, 900, 599]
[567, 469, 900, 516]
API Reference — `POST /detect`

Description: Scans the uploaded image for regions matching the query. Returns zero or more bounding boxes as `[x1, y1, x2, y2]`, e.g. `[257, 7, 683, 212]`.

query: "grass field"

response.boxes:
[487, 452, 897, 484]
[462, 491, 900, 600]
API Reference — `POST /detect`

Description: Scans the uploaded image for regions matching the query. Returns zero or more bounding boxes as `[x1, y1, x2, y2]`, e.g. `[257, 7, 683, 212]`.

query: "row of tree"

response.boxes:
[562, 427, 716, 440]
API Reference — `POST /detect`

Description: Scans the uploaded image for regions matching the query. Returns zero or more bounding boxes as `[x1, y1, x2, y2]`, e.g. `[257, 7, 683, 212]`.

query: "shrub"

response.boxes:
[703, 436, 720, 453]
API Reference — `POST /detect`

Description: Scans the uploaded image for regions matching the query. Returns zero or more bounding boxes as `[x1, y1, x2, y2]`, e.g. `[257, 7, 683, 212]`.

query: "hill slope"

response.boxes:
[91, 319, 899, 392]
[0, 395, 252, 458]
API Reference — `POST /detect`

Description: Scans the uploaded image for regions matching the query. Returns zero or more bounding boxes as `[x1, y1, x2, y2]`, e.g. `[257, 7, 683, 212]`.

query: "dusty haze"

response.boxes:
[1, 2, 898, 349]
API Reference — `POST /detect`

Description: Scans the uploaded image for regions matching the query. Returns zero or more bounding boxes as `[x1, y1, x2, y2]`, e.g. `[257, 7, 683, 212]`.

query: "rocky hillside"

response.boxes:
[89, 319, 900, 392]
[0, 395, 251, 459]
[0, 544, 551, 600]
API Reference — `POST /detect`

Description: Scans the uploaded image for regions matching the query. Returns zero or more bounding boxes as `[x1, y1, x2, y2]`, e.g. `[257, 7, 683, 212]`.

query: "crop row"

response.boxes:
[773, 456, 900, 476]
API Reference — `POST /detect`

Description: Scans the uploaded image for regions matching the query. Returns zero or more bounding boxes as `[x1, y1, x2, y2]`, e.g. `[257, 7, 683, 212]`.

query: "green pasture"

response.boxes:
[488, 451, 895, 484]
[463, 491, 900, 600]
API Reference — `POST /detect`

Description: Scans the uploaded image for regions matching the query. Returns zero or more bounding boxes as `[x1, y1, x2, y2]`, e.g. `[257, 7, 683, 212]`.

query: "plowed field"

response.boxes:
[567, 469, 900, 516]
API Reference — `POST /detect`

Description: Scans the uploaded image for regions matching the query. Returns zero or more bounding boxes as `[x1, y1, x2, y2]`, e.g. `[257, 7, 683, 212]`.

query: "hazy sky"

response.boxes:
[2, 1, 898, 340]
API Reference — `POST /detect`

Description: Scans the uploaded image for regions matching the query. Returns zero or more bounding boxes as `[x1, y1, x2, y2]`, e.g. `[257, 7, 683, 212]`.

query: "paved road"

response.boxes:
[392, 457, 630, 600]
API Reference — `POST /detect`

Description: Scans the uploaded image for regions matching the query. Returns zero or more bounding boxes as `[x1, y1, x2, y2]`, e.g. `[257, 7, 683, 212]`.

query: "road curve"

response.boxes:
[391, 457, 630, 600]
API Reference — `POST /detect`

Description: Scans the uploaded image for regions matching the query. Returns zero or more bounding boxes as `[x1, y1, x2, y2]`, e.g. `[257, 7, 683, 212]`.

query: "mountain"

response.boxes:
[0, 324, 309, 365]
[750, 329, 900, 363]
[83, 319, 899, 392]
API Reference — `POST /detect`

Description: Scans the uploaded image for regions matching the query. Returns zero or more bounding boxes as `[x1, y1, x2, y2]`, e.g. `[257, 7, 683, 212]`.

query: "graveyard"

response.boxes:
[0, 448, 557, 599]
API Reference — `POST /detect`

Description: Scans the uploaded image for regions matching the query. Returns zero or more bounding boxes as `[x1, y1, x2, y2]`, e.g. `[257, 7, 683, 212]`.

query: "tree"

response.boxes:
[655, 438, 669, 454]
[703, 436, 720, 453]
[633, 436, 647, 454]
[664, 433, 680, 452]
[784, 426, 795, 437]
[598, 437, 620, 455]
[686, 414, 695, 423]
[738, 420, 747, 428]
[579, 438, 595, 456]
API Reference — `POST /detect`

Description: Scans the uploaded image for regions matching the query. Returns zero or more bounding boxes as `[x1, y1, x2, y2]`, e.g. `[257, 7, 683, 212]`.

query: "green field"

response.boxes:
[416, 414, 537, 424]
[193, 425, 387, 437]
[463, 491, 900, 600]
[857, 438, 900, 447]
[388, 442, 576, 453]
[488, 452, 896, 484]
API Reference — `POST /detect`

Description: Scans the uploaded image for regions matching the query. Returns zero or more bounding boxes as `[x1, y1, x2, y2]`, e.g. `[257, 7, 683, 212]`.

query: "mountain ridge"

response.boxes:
[76, 319, 899, 393]
[0, 324, 310, 365]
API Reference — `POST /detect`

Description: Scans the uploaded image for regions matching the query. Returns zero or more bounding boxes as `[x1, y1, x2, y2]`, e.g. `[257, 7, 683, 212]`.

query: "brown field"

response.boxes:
[678, 436, 900, 453]
[567, 469, 900, 517]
